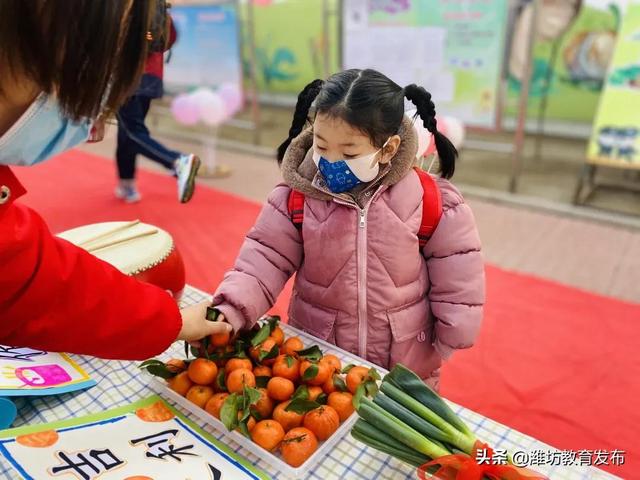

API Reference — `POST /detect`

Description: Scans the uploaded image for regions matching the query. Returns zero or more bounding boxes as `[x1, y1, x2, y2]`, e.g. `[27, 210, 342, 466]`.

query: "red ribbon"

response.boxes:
[417, 441, 549, 480]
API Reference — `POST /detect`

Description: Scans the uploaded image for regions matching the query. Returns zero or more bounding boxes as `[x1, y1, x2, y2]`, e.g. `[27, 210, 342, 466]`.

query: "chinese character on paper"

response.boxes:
[0, 346, 47, 362]
[49, 449, 124, 479]
[130, 429, 198, 462]
[561, 449, 577, 466]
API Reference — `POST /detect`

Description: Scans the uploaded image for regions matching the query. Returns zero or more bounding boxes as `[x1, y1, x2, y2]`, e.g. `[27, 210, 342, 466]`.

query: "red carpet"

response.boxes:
[14, 151, 640, 478]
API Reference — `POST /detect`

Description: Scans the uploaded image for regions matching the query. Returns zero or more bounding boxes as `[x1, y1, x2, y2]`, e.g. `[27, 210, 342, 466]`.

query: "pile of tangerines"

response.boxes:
[142, 316, 379, 468]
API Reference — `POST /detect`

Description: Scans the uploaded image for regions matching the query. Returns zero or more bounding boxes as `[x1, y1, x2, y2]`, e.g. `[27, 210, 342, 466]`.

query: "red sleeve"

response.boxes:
[0, 195, 182, 360]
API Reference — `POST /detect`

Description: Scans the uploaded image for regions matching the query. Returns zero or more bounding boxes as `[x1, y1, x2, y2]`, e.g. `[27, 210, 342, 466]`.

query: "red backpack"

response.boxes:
[287, 167, 442, 247]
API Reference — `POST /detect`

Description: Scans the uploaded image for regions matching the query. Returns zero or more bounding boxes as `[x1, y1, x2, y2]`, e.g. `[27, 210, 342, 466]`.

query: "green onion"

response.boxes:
[357, 397, 450, 459]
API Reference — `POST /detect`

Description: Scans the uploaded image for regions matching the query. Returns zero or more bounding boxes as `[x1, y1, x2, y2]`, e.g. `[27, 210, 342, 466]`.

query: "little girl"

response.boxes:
[212, 69, 485, 389]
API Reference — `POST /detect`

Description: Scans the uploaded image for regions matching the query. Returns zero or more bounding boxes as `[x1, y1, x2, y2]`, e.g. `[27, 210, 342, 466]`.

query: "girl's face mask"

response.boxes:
[312, 139, 390, 194]
[0, 94, 93, 167]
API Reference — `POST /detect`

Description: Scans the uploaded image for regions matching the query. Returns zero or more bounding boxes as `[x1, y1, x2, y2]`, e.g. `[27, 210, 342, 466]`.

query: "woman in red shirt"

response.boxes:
[0, 0, 229, 360]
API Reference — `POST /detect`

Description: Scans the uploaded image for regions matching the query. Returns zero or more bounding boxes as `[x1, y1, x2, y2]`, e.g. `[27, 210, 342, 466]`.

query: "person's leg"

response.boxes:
[115, 97, 139, 180]
[117, 95, 181, 171]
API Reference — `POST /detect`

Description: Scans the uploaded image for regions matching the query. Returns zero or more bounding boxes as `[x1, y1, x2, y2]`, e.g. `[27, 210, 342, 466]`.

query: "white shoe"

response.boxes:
[174, 154, 201, 203]
[114, 184, 141, 203]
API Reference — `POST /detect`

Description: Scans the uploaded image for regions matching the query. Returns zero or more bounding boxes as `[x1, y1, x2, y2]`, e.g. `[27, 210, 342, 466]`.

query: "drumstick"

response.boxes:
[86, 229, 158, 253]
[77, 220, 141, 248]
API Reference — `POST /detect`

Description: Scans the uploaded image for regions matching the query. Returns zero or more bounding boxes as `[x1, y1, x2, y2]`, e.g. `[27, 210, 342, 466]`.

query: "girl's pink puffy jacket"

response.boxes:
[213, 117, 485, 388]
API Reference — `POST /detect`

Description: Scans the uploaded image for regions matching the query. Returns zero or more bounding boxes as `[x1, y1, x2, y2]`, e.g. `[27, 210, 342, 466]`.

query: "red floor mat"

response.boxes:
[14, 150, 639, 478]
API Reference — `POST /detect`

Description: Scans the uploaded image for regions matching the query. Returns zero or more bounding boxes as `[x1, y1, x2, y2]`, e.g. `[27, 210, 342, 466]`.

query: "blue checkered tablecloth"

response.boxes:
[0, 287, 623, 480]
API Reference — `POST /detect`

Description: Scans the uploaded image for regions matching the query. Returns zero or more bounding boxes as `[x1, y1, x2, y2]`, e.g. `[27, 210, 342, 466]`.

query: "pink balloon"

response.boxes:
[218, 83, 243, 116]
[171, 94, 200, 126]
[253, 0, 273, 5]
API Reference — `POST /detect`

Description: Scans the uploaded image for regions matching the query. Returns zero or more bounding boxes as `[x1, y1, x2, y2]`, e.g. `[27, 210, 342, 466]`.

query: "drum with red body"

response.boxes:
[58, 221, 185, 300]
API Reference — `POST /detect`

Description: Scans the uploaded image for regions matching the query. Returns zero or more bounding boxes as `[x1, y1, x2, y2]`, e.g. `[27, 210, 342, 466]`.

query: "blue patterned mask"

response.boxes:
[312, 140, 388, 194]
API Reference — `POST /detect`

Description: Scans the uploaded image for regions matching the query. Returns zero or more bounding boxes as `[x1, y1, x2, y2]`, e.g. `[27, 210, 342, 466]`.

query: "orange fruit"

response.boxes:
[253, 365, 272, 378]
[281, 427, 318, 467]
[272, 401, 304, 432]
[187, 358, 218, 385]
[252, 388, 275, 419]
[16, 430, 59, 448]
[300, 360, 331, 386]
[251, 419, 285, 452]
[249, 337, 278, 365]
[267, 377, 295, 402]
[322, 354, 341, 374]
[186, 385, 214, 409]
[124, 477, 153, 480]
[272, 354, 301, 382]
[226, 368, 256, 394]
[328, 392, 355, 422]
[166, 358, 186, 373]
[307, 386, 323, 402]
[346, 366, 370, 394]
[303, 405, 340, 441]
[204, 393, 229, 419]
[270, 326, 285, 346]
[282, 337, 304, 356]
[226, 357, 253, 374]
[168, 371, 193, 397]
[322, 374, 338, 395]
[135, 400, 175, 422]
[210, 330, 231, 348]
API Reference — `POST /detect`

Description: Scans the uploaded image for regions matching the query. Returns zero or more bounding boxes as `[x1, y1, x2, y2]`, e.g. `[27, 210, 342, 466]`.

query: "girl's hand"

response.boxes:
[177, 302, 232, 342]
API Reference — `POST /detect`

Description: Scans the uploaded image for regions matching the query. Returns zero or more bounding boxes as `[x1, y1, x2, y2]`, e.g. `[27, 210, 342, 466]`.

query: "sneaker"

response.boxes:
[174, 154, 201, 203]
[114, 184, 141, 203]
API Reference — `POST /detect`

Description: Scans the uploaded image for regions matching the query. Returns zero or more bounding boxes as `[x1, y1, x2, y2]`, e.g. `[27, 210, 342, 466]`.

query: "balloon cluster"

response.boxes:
[171, 83, 243, 127]
[405, 108, 466, 159]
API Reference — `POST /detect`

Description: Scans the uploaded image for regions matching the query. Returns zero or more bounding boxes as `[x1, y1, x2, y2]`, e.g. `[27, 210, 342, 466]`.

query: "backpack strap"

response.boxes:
[414, 167, 443, 247]
[287, 189, 305, 230]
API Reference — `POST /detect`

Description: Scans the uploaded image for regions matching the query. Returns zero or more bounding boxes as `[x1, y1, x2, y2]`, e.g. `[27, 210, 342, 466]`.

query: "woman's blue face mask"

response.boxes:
[0, 94, 93, 167]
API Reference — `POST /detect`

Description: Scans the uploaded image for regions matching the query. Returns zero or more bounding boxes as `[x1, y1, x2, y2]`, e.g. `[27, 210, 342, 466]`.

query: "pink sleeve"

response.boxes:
[213, 186, 303, 332]
[422, 179, 485, 360]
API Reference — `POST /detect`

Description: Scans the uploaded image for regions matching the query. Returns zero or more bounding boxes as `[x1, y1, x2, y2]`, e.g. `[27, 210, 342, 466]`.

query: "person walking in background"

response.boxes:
[115, 13, 200, 204]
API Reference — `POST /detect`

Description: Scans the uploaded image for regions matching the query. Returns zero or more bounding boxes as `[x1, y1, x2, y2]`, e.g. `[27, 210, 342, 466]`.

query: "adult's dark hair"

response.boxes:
[277, 68, 457, 179]
[0, 0, 156, 120]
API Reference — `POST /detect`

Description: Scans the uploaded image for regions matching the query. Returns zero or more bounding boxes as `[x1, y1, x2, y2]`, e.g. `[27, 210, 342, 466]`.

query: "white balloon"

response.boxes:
[405, 108, 433, 158]
[441, 116, 466, 150]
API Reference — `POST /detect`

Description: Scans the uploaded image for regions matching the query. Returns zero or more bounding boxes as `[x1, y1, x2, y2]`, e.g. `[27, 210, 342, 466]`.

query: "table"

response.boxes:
[0, 286, 621, 480]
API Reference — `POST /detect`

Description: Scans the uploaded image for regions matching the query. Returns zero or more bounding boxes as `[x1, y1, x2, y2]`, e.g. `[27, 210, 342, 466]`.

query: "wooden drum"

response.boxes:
[58, 221, 186, 300]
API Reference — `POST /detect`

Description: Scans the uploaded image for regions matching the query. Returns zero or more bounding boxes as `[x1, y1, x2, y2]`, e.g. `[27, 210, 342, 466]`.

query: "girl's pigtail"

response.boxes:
[404, 84, 457, 179]
[277, 79, 324, 164]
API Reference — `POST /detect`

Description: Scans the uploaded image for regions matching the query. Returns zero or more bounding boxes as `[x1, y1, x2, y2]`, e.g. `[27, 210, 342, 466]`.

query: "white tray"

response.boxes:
[148, 322, 387, 479]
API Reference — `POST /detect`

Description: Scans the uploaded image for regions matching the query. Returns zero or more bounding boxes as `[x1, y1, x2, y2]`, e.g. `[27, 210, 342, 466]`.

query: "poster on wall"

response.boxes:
[587, 0, 640, 167]
[0, 396, 269, 480]
[238, 0, 340, 96]
[506, 0, 626, 125]
[164, 3, 242, 92]
[342, 0, 508, 129]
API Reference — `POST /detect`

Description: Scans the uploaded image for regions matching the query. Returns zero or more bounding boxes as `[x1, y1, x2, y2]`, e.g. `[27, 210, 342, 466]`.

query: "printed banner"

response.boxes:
[343, 0, 508, 128]
[0, 396, 269, 480]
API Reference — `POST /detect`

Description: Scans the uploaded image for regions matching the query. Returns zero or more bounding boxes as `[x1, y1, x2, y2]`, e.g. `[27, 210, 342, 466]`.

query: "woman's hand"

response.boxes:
[177, 302, 232, 342]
